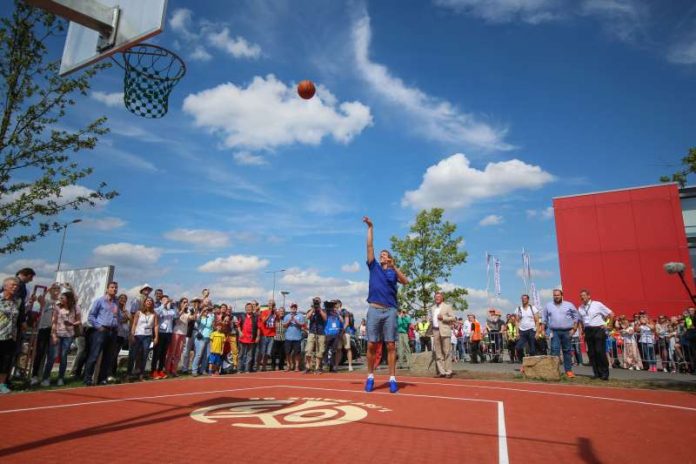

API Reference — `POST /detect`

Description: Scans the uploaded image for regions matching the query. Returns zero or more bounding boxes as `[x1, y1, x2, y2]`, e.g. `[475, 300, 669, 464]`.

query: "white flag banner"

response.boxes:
[494, 258, 501, 295]
[531, 282, 541, 308]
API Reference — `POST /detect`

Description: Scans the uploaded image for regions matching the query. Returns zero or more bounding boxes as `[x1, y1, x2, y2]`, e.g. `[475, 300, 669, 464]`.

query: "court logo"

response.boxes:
[190, 397, 390, 429]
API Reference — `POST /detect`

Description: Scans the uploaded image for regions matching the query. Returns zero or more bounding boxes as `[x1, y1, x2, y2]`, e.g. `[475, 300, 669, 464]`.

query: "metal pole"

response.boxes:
[56, 219, 81, 273]
[56, 225, 69, 273]
[677, 271, 696, 305]
[272, 273, 277, 304]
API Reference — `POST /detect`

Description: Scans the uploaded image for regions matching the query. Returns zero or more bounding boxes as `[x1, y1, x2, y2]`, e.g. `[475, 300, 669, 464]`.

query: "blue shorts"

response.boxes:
[366, 306, 398, 343]
[208, 353, 223, 366]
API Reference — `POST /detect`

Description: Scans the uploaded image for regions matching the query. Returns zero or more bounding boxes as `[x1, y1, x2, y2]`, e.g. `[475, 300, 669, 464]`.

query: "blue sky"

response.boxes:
[2, 0, 696, 319]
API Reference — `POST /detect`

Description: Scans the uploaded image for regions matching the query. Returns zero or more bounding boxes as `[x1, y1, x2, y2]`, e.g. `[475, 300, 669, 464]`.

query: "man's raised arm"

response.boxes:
[363, 216, 375, 264]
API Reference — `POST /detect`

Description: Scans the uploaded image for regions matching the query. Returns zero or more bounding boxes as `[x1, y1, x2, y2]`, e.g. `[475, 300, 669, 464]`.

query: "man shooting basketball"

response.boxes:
[363, 216, 409, 393]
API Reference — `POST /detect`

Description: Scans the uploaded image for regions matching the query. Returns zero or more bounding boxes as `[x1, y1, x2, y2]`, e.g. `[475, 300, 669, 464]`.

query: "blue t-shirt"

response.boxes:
[366, 259, 398, 308]
[283, 313, 304, 341]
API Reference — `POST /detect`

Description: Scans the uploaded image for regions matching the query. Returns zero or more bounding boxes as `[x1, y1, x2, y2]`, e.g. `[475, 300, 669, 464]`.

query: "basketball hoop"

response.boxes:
[113, 44, 186, 119]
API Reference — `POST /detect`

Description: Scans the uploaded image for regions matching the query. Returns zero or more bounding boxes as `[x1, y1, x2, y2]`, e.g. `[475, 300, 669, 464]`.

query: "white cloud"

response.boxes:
[3, 259, 58, 276]
[341, 261, 361, 273]
[169, 8, 194, 37]
[169, 8, 261, 61]
[526, 206, 554, 220]
[402, 153, 555, 210]
[0, 184, 109, 209]
[99, 144, 158, 172]
[436, 0, 648, 44]
[304, 194, 352, 216]
[280, 268, 345, 287]
[465, 287, 514, 320]
[190, 45, 213, 62]
[479, 214, 504, 226]
[164, 228, 230, 248]
[580, 0, 647, 43]
[278, 268, 369, 319]
[434, 0, 567, 24]
[352, 13, 512, 151]
[92, 91, 124, 107]
[93, 243, 163, 266]
[668, 33, 696, 65]
[79, 217, 126, 231]
[208, 28, 262, 59]
[182, 74, 373, 151]
[233, 151, 267, 166]
[198, 254, 269, 273]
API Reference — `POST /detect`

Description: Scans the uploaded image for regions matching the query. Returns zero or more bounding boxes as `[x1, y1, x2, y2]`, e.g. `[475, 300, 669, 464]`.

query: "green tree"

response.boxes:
[390, 208, 468, 317]
[0, 1, 117, 254]
[659, 147, 696, 188]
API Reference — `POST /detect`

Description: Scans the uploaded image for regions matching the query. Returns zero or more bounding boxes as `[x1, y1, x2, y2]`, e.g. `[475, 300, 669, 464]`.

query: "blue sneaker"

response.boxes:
[364, 377, 374, 392]
[0, 383, 11, 394]
[389, 379, 399, 394]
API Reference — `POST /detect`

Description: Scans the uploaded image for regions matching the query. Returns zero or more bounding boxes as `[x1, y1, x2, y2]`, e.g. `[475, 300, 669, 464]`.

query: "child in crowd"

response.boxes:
[620, 320, 642, 370]
[208, 322, 227, 376]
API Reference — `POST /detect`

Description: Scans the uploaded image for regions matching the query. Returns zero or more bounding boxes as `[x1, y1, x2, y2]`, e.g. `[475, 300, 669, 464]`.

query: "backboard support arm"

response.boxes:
[24, 0, 120, 51]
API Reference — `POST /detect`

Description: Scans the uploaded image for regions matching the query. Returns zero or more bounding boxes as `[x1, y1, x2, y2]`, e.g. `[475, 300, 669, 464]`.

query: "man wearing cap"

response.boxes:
[127, 284, 152, 377]
[283, 303, 304, 371]
[363, 216, 409, 393]
[578, 289, 613, 380]
[541, 289, 579, 379]
[486, 309, 504, 363]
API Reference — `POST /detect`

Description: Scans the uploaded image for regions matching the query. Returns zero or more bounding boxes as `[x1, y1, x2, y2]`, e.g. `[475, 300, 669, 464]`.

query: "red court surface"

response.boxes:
[0, 373, 694, 463]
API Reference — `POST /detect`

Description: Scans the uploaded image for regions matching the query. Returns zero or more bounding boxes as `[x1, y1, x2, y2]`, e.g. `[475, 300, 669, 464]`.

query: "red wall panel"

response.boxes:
[554, 184, 694, 317]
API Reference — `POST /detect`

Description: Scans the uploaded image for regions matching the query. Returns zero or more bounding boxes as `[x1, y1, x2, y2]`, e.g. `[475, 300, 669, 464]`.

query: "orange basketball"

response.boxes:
[297, 80, 316, 99]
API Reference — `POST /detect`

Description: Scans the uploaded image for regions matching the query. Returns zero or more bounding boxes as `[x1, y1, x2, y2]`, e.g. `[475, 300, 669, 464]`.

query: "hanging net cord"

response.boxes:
[118, 44, 186, 119]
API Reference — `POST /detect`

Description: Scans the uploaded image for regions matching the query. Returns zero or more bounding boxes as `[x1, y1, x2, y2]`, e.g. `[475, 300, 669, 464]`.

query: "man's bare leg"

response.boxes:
[386, 342, 397, 377]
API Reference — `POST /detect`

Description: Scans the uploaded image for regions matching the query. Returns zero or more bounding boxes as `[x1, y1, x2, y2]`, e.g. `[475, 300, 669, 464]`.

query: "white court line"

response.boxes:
[0, 382, 511, 464]
[0, 386, 267, 415]
[228, 375, 696, 413]
[498, 402, 509, 464]
[271, 384, 509, 464]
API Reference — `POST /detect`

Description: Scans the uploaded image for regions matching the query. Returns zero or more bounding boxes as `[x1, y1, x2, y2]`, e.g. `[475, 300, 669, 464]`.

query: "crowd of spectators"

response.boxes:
[0, 271, 361, 392]
[2, 268, 696, 394]
[390, 298, 696, 375]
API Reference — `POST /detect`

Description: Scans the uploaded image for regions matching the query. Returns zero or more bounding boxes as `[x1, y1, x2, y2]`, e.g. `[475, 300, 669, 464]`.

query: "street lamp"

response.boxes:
[280, 290, 290, 308]
[664, 262, 696, 304]
[56, 219, 82, 272]
[265, 269, 286, 304]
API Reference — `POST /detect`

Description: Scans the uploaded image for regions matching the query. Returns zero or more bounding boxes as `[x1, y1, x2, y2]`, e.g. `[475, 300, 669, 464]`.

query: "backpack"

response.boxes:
[325, 312, 343, 336]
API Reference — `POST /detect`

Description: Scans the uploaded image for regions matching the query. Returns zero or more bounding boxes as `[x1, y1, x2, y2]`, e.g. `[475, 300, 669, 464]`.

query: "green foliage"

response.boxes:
[660, 147, 696, 188]
[0, 1, 117, 254]
[390, 208, 468, 317]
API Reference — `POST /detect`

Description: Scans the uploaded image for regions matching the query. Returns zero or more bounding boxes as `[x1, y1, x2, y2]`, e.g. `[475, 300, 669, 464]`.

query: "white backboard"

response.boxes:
[56, 265, 114, 325]
[59, 0, 168, 76]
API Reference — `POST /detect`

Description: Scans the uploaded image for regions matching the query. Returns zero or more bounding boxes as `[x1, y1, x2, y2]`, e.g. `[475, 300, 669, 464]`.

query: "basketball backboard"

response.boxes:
[51, 0, 168, 76]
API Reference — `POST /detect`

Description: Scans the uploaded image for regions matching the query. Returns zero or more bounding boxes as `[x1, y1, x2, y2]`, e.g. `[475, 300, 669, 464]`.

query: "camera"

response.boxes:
[323, 300, 336, 311]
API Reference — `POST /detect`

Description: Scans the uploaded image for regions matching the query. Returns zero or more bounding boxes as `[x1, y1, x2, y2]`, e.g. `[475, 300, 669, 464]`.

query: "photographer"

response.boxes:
[324, 301, 343, 373]
[181, 298, 200, 375]
[166, 297, 191, 377]
[305, 297, 327, 374]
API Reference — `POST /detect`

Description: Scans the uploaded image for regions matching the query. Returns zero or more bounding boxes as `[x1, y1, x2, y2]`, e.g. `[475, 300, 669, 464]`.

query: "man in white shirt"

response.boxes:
[515, 295, 539, 364]
[578, 289, 613, 381]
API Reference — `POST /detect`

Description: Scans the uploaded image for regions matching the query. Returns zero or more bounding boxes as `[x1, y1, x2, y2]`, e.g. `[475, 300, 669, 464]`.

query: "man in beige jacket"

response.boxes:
[430, 292, 456, 378]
